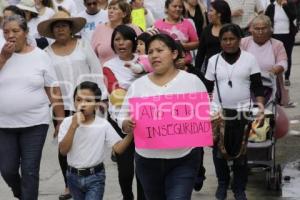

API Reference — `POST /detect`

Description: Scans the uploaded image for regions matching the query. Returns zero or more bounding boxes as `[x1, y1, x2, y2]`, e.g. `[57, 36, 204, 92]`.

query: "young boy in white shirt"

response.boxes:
[58, 81, 133, 200]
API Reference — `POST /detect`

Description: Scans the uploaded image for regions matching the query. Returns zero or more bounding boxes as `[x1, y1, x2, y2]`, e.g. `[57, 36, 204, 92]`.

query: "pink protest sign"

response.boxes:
[129, 92, 213, 149]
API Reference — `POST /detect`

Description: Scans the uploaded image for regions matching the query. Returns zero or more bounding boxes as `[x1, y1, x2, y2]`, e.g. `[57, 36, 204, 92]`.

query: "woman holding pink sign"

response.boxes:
[118, 33, 208, 200]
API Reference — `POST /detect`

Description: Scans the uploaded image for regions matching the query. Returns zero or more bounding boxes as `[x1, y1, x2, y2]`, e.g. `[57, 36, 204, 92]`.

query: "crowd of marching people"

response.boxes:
[0, 0, 299, 200]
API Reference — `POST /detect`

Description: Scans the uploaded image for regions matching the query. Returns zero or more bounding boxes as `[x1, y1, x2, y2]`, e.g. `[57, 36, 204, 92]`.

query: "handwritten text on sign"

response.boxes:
[129, 92, 213, 149]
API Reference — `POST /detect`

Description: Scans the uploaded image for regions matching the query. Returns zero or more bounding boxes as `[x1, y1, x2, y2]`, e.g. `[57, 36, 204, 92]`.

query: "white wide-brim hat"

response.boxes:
[16, 0, 38, 14]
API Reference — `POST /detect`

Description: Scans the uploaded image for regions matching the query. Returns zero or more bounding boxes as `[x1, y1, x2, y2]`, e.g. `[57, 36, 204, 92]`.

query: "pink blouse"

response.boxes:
[154, 18, 198, 64]
[91, 23, 142, 66]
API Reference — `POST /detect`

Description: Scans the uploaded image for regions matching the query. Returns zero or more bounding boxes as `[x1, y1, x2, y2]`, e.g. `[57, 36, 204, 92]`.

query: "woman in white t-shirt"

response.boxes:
[0, 15, 64, 200]
[118, 34, 207, 200]
[37, 9, 107, 200]
[205, 24, 265, 200]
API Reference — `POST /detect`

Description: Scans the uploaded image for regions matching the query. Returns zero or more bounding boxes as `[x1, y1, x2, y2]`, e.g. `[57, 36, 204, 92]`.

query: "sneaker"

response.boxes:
[234, 191, 247, 200]
[215, 185, 227, 200]
[284, 80, 291, 86]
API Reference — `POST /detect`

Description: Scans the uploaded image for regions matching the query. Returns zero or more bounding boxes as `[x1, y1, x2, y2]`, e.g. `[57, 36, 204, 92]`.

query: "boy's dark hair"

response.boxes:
[111, 24, 138, 53]
[73, 81, 102, 103]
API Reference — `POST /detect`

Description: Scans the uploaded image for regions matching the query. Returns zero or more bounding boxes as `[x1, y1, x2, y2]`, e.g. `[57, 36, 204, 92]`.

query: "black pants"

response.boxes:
[213, 147, 248, 193]
[273, 33, 295, 80]
[53, 110, 74, 188]
[108, 116, 146, 200]
[213, 109, 249, 193]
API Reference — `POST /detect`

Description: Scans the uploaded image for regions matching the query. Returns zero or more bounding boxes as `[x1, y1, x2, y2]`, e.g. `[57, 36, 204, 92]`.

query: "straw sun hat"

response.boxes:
[37, 10, 86, 39]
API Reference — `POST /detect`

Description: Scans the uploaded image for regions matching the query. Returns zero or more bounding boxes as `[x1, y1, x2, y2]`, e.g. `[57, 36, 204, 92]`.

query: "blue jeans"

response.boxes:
[67, 169, 106, 200]
[0, 124, 49, 200]
[135, 148, 202, 200]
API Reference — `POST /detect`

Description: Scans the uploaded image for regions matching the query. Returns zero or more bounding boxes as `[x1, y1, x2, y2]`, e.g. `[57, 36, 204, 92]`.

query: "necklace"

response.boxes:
[225, 63, 235, 88]
[221, 50, 241, 88]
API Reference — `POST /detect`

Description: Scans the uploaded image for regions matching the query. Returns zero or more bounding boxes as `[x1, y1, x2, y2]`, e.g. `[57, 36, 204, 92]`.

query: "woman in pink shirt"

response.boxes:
[154, 0, 199, 65]
[91, 0, 142, 66]
[241, 14, 291, 106]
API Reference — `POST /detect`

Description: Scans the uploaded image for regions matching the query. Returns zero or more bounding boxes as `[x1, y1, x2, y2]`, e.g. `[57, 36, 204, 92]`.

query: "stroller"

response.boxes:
[247, 72, 283, 191]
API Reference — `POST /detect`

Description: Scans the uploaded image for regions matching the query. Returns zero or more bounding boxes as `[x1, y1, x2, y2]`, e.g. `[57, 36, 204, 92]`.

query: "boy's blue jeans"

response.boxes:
[135, 148, 202, 200]
[67, 169, 106, 200]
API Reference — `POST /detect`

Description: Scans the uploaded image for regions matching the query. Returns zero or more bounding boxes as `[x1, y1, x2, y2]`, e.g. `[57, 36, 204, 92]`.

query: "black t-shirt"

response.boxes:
[195, 24, 221, 73]
[186, 5, 206, 38]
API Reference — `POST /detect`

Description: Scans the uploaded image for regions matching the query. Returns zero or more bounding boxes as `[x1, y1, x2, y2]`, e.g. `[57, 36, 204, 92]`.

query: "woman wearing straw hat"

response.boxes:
[0, 14, 64, 200]
[38, 8, 108, 200]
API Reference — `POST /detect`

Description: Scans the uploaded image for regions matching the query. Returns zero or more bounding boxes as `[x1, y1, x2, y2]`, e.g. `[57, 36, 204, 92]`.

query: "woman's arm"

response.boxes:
[181, 41, 199, 51]
[45, 87, 65, 137]
[270, 39, 288, 74]
[84, 39, 109, 100]
[113, 133, 134, 155]
[0, 42, 15, 70]
[0, 55, 7, 70]
[283, 2, 297, 21]
[103, 67, 121, 93]
[195, 29, 208, 72]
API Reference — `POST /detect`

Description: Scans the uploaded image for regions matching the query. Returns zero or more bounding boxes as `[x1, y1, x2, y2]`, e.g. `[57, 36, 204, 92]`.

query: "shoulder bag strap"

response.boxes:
[214, 53, 223, 110]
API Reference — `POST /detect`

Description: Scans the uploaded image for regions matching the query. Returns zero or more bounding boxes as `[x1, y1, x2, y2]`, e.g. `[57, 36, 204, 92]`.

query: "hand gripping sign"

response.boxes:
[129, 92, 213, 149]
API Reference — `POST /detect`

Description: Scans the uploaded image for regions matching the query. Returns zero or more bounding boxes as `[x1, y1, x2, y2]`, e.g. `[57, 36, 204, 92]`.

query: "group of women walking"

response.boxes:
[0, 0, 297, 199]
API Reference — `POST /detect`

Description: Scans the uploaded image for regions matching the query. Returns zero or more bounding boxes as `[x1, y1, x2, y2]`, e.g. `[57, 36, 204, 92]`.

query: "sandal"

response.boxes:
[284, 101, 296, 108]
